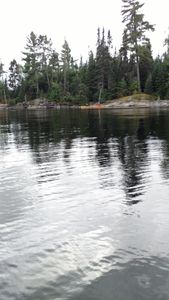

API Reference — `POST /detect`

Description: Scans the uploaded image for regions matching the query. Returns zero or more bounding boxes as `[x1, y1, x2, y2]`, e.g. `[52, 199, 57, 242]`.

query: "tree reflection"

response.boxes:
[137, 118, 146, 139]
[90, 112, 149, 204]
[118, 135, 148, 205]
[0, 110, 11, 149]
[148, 111, 169, 180]
[2, 108, 169, 202]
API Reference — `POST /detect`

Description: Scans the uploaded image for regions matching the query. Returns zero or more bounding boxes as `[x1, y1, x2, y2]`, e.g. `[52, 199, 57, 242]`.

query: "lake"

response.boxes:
[0, 108, 169, 300]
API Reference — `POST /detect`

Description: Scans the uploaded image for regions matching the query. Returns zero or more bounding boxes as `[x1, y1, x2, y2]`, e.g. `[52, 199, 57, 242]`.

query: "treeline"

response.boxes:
[1, 0, 169, 104]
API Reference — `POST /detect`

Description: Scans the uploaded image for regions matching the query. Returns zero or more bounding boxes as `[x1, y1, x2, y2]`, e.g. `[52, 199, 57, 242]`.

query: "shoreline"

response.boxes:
[1, 100, 169, 111]
[81, 100, 169, 109]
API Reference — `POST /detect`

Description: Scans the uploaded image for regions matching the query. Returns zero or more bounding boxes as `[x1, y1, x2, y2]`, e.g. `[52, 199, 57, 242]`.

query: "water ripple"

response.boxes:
[1, 110, 169, 299]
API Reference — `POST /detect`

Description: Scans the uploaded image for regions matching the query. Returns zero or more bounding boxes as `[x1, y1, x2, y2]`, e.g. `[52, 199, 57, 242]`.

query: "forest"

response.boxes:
[1, 0, 169, 105]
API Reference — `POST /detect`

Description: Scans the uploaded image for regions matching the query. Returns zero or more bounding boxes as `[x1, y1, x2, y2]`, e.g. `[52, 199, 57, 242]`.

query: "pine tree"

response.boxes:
[22, 32, 55, 99]
[22, 32, 41, 98]
[121, 0, 155, 92]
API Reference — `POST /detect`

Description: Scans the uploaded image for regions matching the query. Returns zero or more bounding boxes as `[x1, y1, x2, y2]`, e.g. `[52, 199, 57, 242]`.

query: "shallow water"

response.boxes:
[0, 108, 169, 300]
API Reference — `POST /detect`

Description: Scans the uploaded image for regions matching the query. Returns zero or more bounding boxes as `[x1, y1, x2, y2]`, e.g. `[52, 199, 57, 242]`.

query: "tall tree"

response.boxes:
[86, 50, 97, 102]
[48, 50, 60, 83]
[121, 0, 154, 92]
[119, 29, 130, 91]
[107, 30, 113, 49]
[38, 34, 53, 90]
[60, 40, 71, 94]
[22, 31, 40, 98]
[22, 32, 55, 99]
[8, 59, 22, 97]
[139, 40, 153, 91]
[96, 27, 112, 100]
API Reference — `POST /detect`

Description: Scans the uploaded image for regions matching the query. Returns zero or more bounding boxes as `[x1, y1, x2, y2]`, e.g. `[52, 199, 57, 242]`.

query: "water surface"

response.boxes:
[0, 108, 169, 300]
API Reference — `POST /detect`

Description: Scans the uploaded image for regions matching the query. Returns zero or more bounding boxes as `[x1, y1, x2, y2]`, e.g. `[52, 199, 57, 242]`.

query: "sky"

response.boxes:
[0, 0, 169, 69]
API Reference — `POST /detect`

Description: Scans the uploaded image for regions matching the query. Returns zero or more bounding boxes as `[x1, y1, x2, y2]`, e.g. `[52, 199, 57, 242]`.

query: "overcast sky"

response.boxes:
[0, 0, 169, 69]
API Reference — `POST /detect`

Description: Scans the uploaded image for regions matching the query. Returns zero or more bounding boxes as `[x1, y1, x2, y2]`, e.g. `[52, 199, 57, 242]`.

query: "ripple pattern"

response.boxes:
[1, 110, 169, 300]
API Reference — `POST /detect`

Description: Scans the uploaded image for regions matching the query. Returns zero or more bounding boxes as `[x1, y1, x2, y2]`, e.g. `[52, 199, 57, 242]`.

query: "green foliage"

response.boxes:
[3, 21, 169, 104]
[8, 99, 16, 106]
[129, 80, 139, 93]
[8, 59, 22, 98]
[96, 27, 112, 90]
[60, 40, 72, 94]
[117, 80, 129, 97]
[22, 31, 54, 99]
[86, 51, 97, 102]
[139, 41, 153, 91]
[48, 82, 62, 101]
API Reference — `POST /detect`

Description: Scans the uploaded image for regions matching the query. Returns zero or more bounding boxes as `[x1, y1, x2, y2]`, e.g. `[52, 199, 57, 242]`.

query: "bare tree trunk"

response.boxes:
[136, 56, 141, 92]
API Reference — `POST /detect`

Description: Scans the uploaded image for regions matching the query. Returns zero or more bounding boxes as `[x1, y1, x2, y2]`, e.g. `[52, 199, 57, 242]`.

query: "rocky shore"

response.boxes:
[1, 97, 169, 110]
[104, 99, 169, 109]
[80, 100, 169, 109]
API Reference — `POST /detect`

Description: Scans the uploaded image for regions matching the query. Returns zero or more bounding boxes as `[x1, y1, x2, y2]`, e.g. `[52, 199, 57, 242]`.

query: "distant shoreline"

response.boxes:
[1, 97, 169, 111]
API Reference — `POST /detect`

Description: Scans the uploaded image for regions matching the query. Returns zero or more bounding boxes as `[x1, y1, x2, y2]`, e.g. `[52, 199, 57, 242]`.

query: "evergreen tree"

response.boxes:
[48, 50, 60, 83]
[139, 40, 153, 91]
[22, 32, 41, 99]
[0, 60, 7, 103]
[111, 51, 123, 98]
[60, 40, 71, 95]
[151, 56, 165, 98]
[38, 34, 53, 91]
[8, 59, 22, 98]
[107, 30, 113, 49]
[119, 29, 130, 93]
[22, 32, 55, 99]
[120, 29, 129, 64]
[86, 51, 97, 102]
[0, 60, 4, 79]
[121, 0, 155, 92]
[96, 27, 112, 100]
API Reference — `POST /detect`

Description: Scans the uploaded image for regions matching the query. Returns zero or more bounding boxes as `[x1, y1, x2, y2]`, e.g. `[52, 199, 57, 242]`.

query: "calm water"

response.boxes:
[1, 108, 169, 300]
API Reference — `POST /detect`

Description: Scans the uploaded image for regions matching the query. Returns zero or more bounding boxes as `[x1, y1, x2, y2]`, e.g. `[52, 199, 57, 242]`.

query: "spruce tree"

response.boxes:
[96, 27, 112, 100]
[60, 40, 71, 95]
[87, 51, 97, 102]
[139, 41, 153, 91]
[8, 59, 22, 98]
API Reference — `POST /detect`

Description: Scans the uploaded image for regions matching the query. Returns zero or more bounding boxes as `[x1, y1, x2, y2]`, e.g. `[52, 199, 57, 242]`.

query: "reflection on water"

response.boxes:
[1, 108, 169, 300]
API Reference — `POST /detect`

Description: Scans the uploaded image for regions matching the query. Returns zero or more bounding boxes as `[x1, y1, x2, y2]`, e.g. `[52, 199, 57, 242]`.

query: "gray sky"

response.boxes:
[0, 0, 169, 69]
